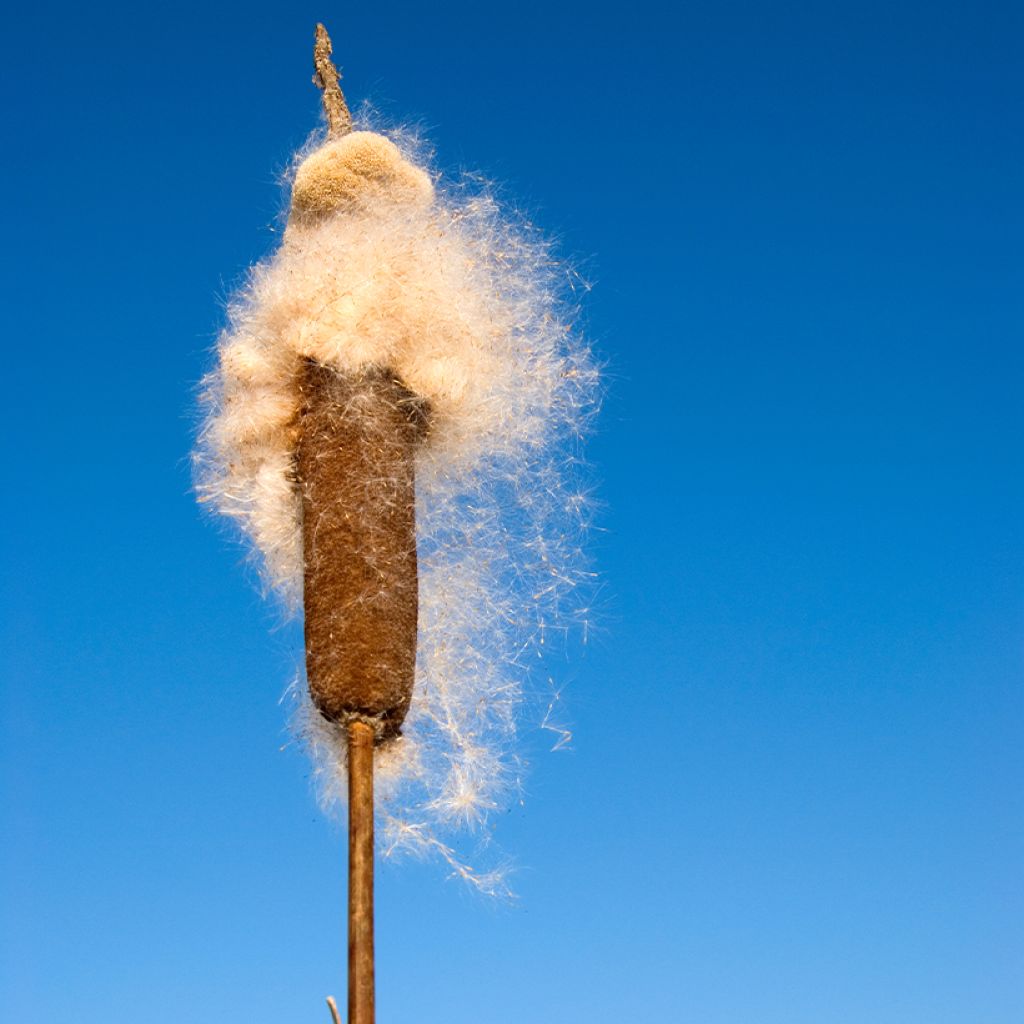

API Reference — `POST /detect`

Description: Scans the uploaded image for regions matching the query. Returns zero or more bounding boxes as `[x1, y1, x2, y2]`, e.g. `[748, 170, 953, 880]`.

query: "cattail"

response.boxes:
[195, 25, 597, 896]
[196, 22, 597, 1021]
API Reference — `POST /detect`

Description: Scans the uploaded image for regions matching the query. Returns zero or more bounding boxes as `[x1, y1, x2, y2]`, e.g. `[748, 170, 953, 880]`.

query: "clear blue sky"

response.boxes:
[2, 2, 1021, 1021]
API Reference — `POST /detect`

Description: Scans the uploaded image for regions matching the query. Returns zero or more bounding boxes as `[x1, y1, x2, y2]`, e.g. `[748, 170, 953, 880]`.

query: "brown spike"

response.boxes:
[296, 361, 427, 739]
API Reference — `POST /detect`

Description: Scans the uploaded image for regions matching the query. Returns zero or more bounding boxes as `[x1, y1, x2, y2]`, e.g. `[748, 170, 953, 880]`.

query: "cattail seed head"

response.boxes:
[195, 117, 598, 888]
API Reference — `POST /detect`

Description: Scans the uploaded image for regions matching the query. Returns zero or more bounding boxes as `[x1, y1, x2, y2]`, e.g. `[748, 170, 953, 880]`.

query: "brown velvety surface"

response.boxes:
[297, 360, 427, 738]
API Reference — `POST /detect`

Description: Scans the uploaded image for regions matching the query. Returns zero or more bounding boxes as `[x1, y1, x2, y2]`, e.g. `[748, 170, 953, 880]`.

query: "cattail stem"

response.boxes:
[347, 720, 376, 1024]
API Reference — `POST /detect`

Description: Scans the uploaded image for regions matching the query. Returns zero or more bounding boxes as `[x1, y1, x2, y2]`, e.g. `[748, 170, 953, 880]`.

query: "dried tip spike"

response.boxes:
[313, 23, 353, 137]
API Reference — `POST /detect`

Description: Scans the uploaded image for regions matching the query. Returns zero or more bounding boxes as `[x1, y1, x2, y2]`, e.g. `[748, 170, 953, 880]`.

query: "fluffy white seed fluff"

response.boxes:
[195, 123, 597, 890]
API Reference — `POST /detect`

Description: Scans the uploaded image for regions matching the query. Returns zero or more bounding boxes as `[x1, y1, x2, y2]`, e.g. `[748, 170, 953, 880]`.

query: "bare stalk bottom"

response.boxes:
[348, 720, 375, 1024]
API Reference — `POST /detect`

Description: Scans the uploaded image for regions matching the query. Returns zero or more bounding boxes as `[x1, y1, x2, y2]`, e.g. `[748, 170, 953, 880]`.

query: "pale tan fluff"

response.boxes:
[196, 122, 597, 891]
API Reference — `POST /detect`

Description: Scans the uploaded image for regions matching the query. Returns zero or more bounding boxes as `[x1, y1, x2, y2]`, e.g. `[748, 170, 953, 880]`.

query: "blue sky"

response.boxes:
[2, 2, 1021, 1021]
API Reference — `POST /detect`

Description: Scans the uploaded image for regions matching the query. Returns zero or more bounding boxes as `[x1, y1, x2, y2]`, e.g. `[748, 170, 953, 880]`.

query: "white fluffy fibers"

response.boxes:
[195, 122, 598, 890]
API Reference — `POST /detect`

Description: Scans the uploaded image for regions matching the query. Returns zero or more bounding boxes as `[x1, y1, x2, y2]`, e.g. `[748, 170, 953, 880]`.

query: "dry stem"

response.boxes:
[326, 996, 342, 1024]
